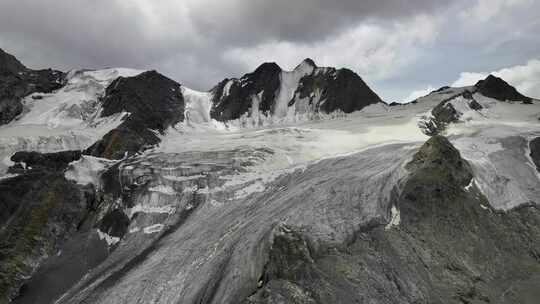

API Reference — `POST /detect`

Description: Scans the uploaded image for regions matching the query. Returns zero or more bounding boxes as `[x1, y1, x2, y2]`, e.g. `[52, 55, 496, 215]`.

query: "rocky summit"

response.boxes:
[84, 70, 185, 159]
[475, 74, 533, 104]
[210, 59, 382, 122]
[0, 48, 540, 304]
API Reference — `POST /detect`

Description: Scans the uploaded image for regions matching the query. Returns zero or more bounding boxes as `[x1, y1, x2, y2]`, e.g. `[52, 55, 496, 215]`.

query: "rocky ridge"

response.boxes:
[211, 58, 383, 122]
[0, 48, 64, 125]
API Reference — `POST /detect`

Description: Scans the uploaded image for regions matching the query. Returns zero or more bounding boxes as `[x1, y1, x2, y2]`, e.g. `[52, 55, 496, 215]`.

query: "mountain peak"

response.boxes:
[297, 58, 317, 69]
[475, 74, 532, 103]
[0, 48, 26, 74]
[253, 62, 282, 74]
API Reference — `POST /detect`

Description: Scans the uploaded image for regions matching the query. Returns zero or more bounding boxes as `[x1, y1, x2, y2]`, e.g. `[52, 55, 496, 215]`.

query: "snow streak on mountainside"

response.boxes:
[273, 59, 316, 117]
[182, 86, 212, 124]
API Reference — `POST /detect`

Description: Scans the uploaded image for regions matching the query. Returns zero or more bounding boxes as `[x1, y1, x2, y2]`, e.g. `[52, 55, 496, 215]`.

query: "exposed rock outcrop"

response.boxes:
[529, 137, 540, 173]
[293, 66, 382, 114]
[419, 89, 484, 136]
[7, 150, 82, 173]
[475, 74, 532, 103]
[84, 71, 185, 159]
[0, 151, 96, 303]
[211, 63, 282, 121]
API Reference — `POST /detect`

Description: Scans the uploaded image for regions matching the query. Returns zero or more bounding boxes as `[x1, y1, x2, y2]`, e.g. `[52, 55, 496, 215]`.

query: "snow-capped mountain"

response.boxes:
[0, 48, 64, 125]
[0, 66, 143, 171]
[210, 58, 382, 122]
[1, 48, 540, 304]
[0, 53, 384, 165]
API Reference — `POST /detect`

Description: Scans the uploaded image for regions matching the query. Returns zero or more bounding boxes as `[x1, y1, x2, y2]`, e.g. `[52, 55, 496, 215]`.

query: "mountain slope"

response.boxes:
[85, 71, 185, 159]
[245, 136, 540, 304]
[0, 66, 143, 172]
[0, 48, 64, 125]
[1, 49, 540, 304]
[417, 77, 536, 135]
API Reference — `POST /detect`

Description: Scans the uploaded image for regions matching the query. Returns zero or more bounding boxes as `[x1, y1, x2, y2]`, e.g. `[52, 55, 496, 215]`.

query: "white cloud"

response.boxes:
[404, 85, 435, 102]
[451, 72, 487, 87]
[222, 15, 439, 81]
[1, 0, 538, 98]
[461, 0, 533, 22]
[451, 59, 540, 98]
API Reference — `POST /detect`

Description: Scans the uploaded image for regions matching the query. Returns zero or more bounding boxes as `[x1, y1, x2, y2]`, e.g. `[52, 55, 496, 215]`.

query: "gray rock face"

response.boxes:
[84, 71, 185, 159]
[0, 151, 96, 303]
[293, 66, 382, 114]
[8, 150, 82, 173]
[0, 50, 26, 75]
[475, 74, 532, 103]
[529, 137, 540, 172]
[211, 63, 282, 121]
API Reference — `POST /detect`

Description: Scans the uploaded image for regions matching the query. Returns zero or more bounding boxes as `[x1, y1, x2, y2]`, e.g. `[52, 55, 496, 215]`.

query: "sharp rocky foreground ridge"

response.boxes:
[0, 48, 540, 304]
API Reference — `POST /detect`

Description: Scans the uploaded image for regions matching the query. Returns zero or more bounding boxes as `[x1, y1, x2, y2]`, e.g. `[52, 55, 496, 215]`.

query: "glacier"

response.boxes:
[51, 87, 540, 303]
[2, 53, 540, 304]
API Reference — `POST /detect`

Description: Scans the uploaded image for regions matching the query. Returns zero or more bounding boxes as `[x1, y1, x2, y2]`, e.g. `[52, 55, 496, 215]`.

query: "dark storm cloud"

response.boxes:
[187, 0, 449, 45]
[0, 0, 449, 77]
[0, 1, 179, 68]
[0, 0, 538, 100]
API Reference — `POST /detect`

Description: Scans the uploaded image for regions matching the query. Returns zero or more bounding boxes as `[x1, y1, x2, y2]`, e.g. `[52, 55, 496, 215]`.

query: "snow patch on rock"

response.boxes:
[464, 178, 475, 191]
[148, 185, 177, 195]
[0, 68, 143, 173]
[222, 80, 234, 98]
[143, 224, 164, 234]
[97, 229, 120, 246]
[65, 155, 117, 186]
[129, 203, 176, 218]
[385, 206, 401, 230]
[0, 173, 19, 181]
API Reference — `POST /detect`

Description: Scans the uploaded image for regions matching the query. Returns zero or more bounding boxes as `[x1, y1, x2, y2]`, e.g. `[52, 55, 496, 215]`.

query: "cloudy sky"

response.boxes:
[1, 0, 539, 102]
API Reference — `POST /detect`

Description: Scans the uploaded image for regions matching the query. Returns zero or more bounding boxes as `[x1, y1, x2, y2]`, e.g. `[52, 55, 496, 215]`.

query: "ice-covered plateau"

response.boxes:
[1, 48, 540, 304]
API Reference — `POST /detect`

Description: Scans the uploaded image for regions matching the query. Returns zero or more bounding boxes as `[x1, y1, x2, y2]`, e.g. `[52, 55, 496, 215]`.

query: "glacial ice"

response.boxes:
[65, 155, 117, 186]
[385, 206, 401, 230]
[4, 69, 540, 304]
[97, 229, 121, 247]
[0, 68, 144, 172]
[58, 142, 415, 304]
